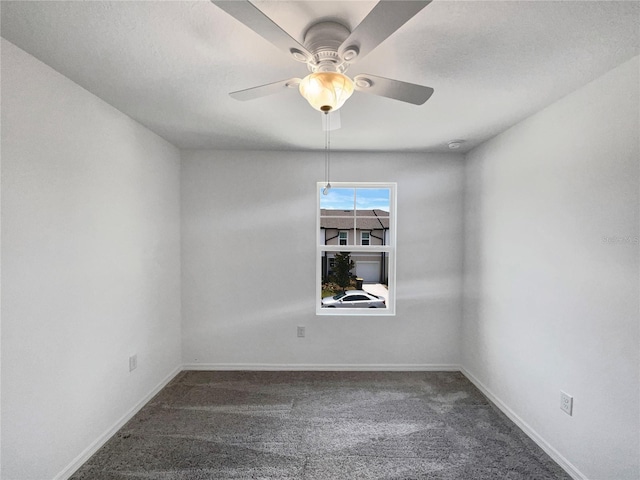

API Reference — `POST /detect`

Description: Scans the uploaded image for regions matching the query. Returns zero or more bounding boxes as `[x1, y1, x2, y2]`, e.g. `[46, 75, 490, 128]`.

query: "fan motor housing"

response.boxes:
[303, 21, 351, 73]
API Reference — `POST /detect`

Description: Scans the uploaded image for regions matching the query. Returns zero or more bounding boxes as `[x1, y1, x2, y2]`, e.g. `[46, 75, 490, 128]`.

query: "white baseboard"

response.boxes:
[54, 365, 183, 480]
[459, 367, 587, 480]
[183, 363, 461, 372]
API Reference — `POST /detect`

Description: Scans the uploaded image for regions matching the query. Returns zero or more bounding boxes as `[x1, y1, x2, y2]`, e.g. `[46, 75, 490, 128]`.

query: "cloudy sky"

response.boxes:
[320, 187, 390, 211]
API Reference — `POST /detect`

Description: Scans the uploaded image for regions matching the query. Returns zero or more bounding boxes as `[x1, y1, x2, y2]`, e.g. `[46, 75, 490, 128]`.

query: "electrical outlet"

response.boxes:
[297, 326, 305, 338]
[129, 354, 137, 372]
[560, 391, 573, 416]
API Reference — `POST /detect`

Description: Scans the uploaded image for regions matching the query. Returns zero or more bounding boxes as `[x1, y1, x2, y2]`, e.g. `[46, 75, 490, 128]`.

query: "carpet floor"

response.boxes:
[70, 371, 571, 479]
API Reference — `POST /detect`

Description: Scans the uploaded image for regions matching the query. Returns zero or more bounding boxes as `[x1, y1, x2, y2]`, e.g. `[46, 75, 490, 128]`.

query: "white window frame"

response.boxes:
[361, 231, 370, 246]
[316, 182, 397, 316]
[338, 231, 348, 246]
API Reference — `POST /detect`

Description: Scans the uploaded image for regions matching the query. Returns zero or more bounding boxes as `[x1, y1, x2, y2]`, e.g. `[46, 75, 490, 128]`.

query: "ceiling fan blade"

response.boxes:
[354, 74, 434, 105]
[212, 1, 313, 63]
[230, 78, 301, 101]
[339, 1, 431, 62]
[321, 110, 341, 131]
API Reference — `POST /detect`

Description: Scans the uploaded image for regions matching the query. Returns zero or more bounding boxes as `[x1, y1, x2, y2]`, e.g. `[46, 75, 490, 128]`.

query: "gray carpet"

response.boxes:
[71, 371, 571, 479]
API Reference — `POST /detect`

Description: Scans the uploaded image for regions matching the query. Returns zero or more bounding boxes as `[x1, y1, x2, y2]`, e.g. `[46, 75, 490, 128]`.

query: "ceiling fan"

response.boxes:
[211, 1, 435, 116]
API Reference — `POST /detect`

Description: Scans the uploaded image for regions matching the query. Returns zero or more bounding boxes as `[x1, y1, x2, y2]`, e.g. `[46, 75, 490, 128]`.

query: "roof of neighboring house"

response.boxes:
[320, 209, 389, 230]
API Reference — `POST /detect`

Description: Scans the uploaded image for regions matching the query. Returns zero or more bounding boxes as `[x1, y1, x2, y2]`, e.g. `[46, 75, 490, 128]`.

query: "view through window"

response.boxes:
[316, 183, 396, 315]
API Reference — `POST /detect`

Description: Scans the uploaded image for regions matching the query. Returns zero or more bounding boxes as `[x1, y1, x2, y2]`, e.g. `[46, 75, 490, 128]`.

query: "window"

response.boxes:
[317, 182, 396, 316]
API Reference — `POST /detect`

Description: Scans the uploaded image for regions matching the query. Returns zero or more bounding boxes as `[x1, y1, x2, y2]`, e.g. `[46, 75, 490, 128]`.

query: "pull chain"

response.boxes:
[323, 111, 331, 195]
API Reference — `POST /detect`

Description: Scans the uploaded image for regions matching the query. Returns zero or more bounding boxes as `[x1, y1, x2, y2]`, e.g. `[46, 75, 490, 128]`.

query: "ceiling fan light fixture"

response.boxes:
[299, 72, 354, 112]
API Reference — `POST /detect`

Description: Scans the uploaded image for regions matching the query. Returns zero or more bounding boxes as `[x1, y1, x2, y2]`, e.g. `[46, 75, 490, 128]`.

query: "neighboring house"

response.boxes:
[320, 209, 389, 283]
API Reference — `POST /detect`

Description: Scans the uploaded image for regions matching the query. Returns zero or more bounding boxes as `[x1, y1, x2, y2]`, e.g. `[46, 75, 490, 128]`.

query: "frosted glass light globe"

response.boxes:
[299, 72, 355, 112]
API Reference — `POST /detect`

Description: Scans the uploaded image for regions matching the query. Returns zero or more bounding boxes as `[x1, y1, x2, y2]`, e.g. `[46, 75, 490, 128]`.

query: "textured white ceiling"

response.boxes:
[1, 1, 639, 152]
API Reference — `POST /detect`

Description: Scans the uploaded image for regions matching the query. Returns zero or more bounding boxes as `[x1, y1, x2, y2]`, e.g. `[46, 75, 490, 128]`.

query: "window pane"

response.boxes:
[320, 196, 354, 245]
[355, 218, 388, 246]
[320, 250, 389, 311]
[356, 188, 390, 211]
[320, 187, 355, 210]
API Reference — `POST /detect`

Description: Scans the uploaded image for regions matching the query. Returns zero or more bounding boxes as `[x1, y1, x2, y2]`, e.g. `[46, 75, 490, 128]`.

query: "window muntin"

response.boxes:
[317, 182, 396, 316]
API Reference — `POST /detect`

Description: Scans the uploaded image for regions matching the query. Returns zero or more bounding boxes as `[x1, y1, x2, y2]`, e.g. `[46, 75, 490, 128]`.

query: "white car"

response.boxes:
[321, 290, 386, 308]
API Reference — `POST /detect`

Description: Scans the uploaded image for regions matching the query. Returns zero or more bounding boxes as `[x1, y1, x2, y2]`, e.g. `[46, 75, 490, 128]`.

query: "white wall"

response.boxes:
[1, 39, 182, 480]
[181, 150, 464, 368]
[462, 56, 639, 480]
